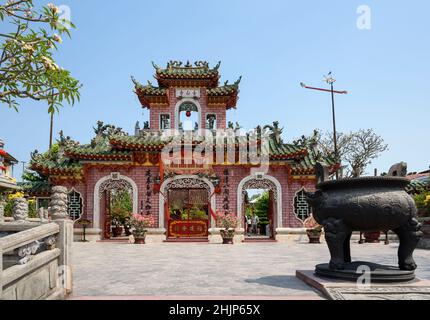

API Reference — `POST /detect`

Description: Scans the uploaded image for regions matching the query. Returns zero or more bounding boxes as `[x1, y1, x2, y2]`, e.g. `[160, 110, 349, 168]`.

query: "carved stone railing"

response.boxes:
[0, 219, 73, 300]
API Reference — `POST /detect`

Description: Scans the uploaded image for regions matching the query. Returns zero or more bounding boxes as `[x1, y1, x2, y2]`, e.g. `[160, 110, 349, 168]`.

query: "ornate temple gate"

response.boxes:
[241, 178, 278, 239]
[166, 178, 211, 239]
[98, 178, 134, 239]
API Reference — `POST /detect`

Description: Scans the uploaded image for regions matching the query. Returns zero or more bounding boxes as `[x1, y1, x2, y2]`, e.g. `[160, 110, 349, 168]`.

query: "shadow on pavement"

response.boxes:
[245, 275, 312, 290]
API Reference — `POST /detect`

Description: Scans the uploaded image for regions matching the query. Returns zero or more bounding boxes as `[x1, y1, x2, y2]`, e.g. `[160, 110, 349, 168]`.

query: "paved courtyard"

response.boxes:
[70, 241, 430, 299]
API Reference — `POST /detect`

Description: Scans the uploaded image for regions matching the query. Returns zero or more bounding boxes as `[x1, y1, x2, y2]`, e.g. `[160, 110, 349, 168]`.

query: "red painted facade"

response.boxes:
[32, 62, 323, 240]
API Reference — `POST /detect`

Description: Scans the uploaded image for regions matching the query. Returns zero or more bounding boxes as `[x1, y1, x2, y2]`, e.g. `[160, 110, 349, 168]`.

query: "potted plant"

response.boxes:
[130, 214, 155, 244]
[216, 212, 239, 244]
[111, 217, 123, 238]
[123, 217, 132, 236]
[110, 190, 132, 237]
[304, 215, 323, 244]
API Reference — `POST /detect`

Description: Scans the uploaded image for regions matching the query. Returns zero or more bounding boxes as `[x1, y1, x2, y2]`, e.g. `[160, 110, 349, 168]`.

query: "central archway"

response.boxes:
[159, 175, 216, 232]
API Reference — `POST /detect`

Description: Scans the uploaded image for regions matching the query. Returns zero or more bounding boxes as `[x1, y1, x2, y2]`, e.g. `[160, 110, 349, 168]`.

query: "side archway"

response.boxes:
[93, 173, 138, 230]
[237, 174, 283, 229]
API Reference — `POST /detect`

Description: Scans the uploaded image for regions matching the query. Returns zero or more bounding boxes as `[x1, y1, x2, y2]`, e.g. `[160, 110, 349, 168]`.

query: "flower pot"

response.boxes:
[124, 226, 132, 237]
[421, 225, 430, 239]
[220, 229, 235, 245]
[133, 231, 147, 244]
[112, 226, 123, 238]
[307, 230, 322, 244]
[364, 231, 381, 243]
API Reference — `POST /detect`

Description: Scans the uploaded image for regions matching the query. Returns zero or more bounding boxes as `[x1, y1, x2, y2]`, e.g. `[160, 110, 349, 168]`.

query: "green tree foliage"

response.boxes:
[4, 196, 37, 218]
[414, 191, 430, 217]
[110, 190, 133, 225]
[0, 0, 81, 112]
[247, 191, 270, 225]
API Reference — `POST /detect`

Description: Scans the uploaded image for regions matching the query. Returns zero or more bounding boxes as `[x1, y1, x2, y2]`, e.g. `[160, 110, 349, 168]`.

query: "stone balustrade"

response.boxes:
[0, 186, 74, 300]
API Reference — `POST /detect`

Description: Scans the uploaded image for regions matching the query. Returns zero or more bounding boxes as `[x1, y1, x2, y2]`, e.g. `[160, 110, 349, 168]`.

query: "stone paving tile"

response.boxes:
[71, 242, 430, 298]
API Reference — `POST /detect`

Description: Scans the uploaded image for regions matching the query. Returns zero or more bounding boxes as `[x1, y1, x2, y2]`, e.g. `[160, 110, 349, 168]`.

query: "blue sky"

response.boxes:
[1, 0, 429, 179]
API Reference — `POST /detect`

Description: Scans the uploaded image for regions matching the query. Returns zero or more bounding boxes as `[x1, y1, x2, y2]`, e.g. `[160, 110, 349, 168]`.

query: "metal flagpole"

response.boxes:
[300, 72, 348, 180]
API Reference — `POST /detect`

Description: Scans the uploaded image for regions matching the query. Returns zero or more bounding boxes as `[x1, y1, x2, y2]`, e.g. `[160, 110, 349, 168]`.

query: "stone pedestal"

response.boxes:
[54, 219, 74, 295]
[209, 228, 245, 244]
[50, 186, 73, 295]
[297, 270, 430, 300]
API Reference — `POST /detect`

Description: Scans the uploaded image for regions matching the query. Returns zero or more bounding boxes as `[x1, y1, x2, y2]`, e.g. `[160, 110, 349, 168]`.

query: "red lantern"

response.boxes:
[186, 110, 192, 118]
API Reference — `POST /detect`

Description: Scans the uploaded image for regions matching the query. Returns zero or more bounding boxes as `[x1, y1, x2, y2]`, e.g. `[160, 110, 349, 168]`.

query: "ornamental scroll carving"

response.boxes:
[98, 179, 133, 198]
[242, 179, 278, 202]
[166, 178, 211, 194]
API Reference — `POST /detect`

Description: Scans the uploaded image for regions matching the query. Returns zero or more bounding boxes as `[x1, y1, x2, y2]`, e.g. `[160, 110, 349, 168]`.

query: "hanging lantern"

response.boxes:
[186, 110, 192, 118]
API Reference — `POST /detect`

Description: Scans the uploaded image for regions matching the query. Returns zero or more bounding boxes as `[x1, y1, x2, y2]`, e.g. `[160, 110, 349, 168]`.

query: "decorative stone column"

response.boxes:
[49, 186, 68, 220]
[12, 198, 29, 223]
[49, 186, 74, 295]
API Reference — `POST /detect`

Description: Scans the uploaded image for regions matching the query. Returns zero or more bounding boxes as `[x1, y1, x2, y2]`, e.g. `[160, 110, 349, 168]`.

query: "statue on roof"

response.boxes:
[144, 121, 150, 130]
[264, 121, 284, 145]
[214, 61, 221, 71]
[93, 121, 128, 138]
[167, 61, 182, 68]
[30, 150, 40, 162]
[293, 129, 320, 148]
[58, 130, 79, 148]
[151, 61, 160, 70]
[135, 122, 141, 136]
[195, 61, 209, 68]
[227, 122, 234, 130]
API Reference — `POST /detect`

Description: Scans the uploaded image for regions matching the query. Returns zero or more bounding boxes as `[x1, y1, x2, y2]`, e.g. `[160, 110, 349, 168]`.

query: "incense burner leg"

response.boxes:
[322, 218, 351, 270]
[393, 218, 422, 271]
[343, 231, 352, 263]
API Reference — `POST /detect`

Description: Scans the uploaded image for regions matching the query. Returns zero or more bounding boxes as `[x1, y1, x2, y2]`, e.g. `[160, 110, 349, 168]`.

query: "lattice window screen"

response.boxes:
[293, 189, 311, 222]
[68, 190, 83, 220]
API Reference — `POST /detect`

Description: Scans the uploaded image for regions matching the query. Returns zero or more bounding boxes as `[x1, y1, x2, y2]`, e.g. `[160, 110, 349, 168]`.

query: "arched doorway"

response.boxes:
[93, 174, 138, 239]
[159, 176, 215, 239]
[237, 175, 282, 240]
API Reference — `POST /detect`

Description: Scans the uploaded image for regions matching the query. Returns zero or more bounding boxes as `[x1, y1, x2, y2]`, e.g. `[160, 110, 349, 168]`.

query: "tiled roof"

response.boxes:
[29, 147, 83, 176]
[30, 126, 338, 177]
[134, 61, 241, 109]
[290, 148, 338, 174]
[406, 178, 429, 195]
[266, 140, 307, 159]
[207, 80, 240, 96]
[132, 78, 168, 96]
[65, 139, 133, 160]
[154, 61, 221, 82]
[110, 133, 169, 150]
